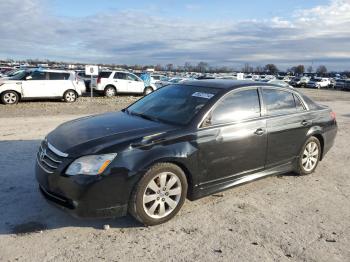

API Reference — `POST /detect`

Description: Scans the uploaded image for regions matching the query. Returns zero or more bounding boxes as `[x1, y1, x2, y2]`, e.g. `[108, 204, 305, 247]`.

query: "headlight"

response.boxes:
[65, 153, 117, 176]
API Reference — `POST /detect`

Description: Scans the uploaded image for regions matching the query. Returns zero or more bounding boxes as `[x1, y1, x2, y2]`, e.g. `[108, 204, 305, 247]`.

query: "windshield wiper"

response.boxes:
[128, 111, 161, 123]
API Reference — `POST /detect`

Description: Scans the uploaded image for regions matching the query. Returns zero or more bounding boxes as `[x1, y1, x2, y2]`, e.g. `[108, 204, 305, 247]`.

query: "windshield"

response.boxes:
[8, 70, 28, 80]
[126, 84, 220, 125]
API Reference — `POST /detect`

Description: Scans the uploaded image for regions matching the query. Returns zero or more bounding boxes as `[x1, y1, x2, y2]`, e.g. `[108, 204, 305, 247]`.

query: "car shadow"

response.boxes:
[0, 140, 142, 235]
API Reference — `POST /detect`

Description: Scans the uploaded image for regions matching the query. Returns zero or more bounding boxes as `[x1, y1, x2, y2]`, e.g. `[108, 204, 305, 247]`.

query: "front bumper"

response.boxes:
[35, 157, 137, 218]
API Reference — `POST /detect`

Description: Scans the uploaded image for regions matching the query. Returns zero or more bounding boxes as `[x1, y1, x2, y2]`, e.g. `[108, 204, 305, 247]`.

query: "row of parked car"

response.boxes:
[1, 68, 349, 105]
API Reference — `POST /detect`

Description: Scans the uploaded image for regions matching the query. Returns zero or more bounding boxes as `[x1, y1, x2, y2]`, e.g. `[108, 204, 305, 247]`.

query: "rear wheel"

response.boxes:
[129, 163, 188, 226]
[63, 90, 77, 103]
[297, 137, 321, 175]
[143, 87, 153, 95]
[1, 91, 19, 105]
[104, 86, 116, 97]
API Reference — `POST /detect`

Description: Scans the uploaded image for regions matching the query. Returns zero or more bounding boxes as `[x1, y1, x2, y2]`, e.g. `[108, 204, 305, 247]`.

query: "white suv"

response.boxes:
[0, 69, 85, 105]
[96, 71, 152, 97]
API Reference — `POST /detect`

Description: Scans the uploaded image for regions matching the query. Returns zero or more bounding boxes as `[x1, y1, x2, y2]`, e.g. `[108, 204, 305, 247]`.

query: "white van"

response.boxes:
[0, 69, 85, 104]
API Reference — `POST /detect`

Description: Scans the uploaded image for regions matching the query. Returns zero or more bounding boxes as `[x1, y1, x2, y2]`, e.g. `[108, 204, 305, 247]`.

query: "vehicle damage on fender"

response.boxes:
[36, 80, 337, 225]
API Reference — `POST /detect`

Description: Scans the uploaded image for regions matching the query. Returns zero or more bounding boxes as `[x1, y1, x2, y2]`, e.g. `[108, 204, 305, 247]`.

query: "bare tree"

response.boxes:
[242, 63, 254, 73]
[316, 65, 327, 76]
[264, 64, 279, 74]
[166, 63, 174, 72]
[307, 66, 313, 73]
[294, 65, 305, 75]
[197, 62, 209, 73]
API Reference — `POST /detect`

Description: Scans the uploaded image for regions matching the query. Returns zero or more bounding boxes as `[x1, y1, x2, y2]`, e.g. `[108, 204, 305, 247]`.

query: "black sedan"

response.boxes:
[36, 80, 337, 225]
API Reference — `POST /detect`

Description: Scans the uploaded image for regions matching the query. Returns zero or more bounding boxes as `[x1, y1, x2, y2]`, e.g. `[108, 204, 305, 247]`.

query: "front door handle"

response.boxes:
[254, 128, 265, 136]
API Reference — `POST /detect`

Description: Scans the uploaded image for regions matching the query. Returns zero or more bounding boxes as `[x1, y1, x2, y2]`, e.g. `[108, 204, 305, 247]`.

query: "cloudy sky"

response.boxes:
[0, 0, 349, 70]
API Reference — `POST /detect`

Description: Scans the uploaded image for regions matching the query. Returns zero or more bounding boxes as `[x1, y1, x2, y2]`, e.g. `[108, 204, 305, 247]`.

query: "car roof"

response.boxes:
[180, 79, 285, 90]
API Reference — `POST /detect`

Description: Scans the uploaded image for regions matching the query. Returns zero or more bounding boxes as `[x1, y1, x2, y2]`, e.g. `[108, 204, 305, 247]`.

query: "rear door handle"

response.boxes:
[254, 128, 265, 136]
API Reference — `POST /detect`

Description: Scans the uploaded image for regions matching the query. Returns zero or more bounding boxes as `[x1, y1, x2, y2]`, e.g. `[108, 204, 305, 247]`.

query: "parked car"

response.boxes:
[95, 71, 151, 97]
[268, 80, 293, 88]
[335, 79, 350, 90]
[307, 78, 331, 89]
[36, 80, 337, 225]
[0, 69, 85, 104]
[290, 76, 310, 88]
[76, 70, 97, 91]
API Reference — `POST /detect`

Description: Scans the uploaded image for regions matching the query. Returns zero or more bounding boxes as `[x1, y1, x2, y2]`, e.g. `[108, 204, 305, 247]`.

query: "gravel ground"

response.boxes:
[0, 88, 349, 261]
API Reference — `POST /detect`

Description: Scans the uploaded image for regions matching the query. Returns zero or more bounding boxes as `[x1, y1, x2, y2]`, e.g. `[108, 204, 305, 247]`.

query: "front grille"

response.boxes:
[37, 142, 67, 174]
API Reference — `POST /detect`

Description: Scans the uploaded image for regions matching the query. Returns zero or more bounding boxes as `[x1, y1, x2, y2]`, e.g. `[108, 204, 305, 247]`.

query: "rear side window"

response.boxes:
[114, 72, 127, 80]
[262, 89, 296, 115]
[211, 89, 261, 125]
[48, 72, 70, 80]
[99, 72, 112, 78]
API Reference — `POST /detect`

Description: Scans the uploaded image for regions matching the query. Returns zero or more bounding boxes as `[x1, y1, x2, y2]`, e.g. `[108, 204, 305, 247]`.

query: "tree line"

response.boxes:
[0, 58, 345, 76]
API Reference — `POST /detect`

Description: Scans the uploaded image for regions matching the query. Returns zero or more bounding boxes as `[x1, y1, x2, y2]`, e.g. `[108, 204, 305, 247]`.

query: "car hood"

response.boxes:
[47, 111, 177, 156]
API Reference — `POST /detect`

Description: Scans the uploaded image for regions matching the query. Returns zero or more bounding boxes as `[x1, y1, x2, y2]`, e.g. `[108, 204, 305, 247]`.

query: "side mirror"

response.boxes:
[26, 76, 32, 80]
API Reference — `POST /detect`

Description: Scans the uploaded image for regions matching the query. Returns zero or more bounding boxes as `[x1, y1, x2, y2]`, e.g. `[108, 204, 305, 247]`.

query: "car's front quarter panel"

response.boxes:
[0, 82, 22, 95]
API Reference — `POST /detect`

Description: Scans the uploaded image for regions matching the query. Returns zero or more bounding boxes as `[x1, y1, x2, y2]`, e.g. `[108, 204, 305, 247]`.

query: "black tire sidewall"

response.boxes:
[143, 87, 153, 95]
[297, 136, 321, 176]
[1, 91, 19, 104]
[130, 163, 188, 226]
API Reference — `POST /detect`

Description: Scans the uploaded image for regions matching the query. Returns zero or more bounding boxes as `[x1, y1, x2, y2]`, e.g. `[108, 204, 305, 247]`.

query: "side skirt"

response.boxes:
[190, 162, 294, 200]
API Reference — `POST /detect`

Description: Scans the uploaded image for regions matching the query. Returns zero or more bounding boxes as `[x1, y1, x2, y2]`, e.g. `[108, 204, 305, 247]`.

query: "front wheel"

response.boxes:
[63, 90, 77, 103]
[1, 91, 19, 105]
[129, 163, 188, 226]
[297, 137, 321, 175]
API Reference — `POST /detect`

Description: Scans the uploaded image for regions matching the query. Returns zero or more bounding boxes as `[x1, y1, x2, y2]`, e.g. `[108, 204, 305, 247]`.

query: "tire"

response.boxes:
[296, 136, 321, 176]
[129, 163, 188, 226]
[104, 86, 116, 97]
[143, 87, 153, 95]
[63, 90, 77, 103]
[1, 91, 19, 105]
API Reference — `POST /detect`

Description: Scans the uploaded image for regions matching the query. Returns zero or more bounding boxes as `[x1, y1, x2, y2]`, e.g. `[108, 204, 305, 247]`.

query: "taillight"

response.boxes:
[97, 77, 101, 84]
[330, 111, 336, 120]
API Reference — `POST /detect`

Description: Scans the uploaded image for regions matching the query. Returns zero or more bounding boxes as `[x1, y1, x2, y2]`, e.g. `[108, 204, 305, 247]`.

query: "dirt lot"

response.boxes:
[0, 89, 349, 261]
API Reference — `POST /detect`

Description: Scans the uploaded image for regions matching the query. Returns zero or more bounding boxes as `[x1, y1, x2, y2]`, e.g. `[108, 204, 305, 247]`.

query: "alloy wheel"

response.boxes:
[3, 93, 17, 104]
[106, 88, 116, 97]
[142, 172, 182, 219]
[65, 92, 76, 102]
[302, 141, 319, 172]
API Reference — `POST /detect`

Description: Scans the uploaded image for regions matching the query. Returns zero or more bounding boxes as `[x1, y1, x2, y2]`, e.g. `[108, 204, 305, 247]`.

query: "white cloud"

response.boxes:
[0, 0, 349, 70]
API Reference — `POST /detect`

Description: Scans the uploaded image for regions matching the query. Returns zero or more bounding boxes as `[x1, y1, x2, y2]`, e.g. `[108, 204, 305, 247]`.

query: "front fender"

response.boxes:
[0, 83, 22, 95]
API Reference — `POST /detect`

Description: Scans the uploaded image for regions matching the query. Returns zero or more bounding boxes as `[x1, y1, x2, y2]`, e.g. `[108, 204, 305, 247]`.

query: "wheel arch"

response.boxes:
[135, 157, 195, 199]
[305, 127, 325, 160]
[64, 89, 79, 97]
[104, 84, 117, 92]
[0, 89, 22, 103]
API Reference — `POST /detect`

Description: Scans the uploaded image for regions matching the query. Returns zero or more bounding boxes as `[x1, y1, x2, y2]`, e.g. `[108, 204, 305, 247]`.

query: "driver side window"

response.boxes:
[210, 89, 261, 125]
[30, 71, 47, 80]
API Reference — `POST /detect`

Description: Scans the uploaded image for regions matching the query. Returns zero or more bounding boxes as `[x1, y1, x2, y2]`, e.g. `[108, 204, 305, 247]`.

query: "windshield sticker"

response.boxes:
[192, 92, 214, 99]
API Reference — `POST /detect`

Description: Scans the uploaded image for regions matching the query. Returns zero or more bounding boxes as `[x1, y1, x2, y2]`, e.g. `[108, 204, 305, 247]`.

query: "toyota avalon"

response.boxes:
[36, 80, 337, 225]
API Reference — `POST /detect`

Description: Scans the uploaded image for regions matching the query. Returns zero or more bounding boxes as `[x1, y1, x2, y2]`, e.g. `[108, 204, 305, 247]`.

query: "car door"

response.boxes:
[196, 87, 267, 184]
[47, 72, 71, 96]
[262, 87, 310, 168]
[126, 73, 145, 93]
[21, 71, 48, 98]
[113, 72, 128, 92]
